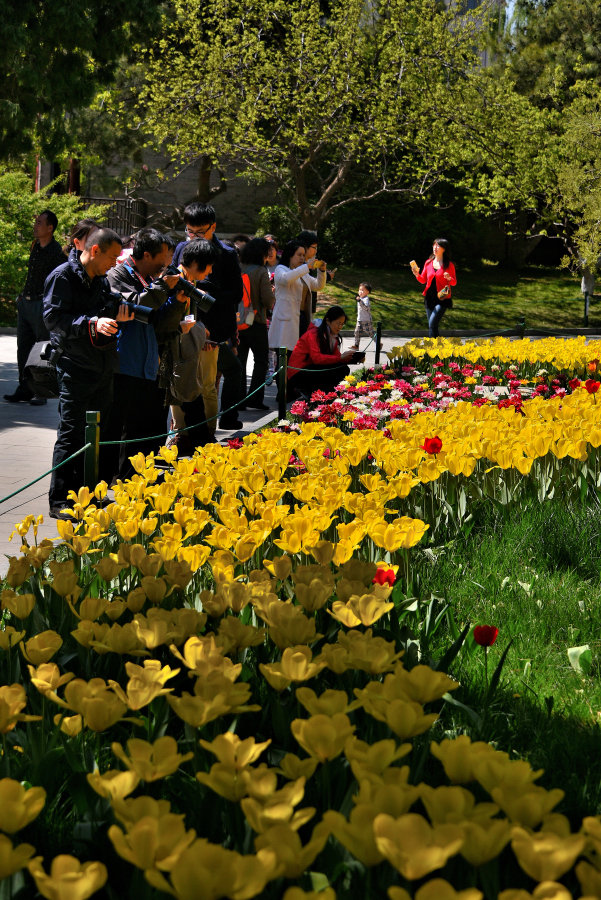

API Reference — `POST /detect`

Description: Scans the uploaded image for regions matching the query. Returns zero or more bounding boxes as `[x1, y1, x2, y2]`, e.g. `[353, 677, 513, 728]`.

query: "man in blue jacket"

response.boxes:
[105, 228, 189, 480]
[172, 202, 244, 431]
[43, 227, 132, 518]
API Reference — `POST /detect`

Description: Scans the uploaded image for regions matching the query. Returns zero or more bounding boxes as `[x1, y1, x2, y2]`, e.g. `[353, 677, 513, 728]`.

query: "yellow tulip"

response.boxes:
[63, 678, 129, 732]
[0, 779, 46, 833]
[28, 663, 74, 696]
[111, 736, 193, 782]
[344, 737, 411, 779]
[86, 769, 140, 801]
[146, 840, 276, 900]
[291, 713, 355, 762]
[459, 819, 513, 866]
[492, 785, 565, 829]
[0, 834, 35, 879]
[4, 555, 32, 588]
[373, 812, 464, 879]
[53, 714, 83, 738]
[276, 753, 319, 782]
[1, 590, 35, 619]
[108, 812, 195, 871]
[295, 688, 356, 717]
[0, 627, 25, 651]
[389, 881, 483, 900]
[576, 859, 601, 897]
[216, 617, 266, 654]
[199, 732, 271, 770]
[47, 560, 79, 597]
[0, 684, 41, 732]
[511, 826, 585, 882]
[389, 665, 459, 705]
[21, 630, 63, 665]
[28, 855, 108, 900]
[283, 889, 336, 900]
[430, 736, 498, 783]
[420, 785, 497, 825]
[254, 822, 330, 880]
[260, 646, 326, 691]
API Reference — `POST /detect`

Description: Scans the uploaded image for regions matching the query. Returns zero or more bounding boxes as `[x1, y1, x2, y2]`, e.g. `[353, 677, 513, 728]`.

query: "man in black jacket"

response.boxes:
[172, 202, 244, 431]
[43, 227, 132, 517]
[4, 209, 66, 405]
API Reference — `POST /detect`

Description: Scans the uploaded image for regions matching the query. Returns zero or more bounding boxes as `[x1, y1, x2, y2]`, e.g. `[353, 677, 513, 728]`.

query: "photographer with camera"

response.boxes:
[172, 203, 245, 432]
[43, 227, 133, 518]
[104, 228, 194, 480]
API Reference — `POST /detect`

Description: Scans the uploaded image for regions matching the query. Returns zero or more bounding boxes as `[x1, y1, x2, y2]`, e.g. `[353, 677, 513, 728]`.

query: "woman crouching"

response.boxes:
[287, 305, 363, 401]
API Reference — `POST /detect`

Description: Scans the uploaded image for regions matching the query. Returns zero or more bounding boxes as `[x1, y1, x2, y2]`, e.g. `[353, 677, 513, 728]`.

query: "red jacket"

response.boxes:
[416, 259, 457, 299]
[287, 324, 342, 379]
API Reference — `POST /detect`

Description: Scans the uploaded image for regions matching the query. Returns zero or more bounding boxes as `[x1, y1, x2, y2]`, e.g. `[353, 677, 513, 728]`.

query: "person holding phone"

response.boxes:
[287, 305, 363, 401]
[411, 238, 457, 338]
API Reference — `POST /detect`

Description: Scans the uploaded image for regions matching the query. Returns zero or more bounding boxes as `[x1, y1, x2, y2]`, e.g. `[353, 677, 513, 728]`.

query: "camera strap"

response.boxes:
[123, 261, 150, 291]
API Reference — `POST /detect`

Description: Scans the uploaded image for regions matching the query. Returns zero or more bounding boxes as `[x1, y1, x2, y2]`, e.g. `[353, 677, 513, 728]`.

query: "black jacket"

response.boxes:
[173, 236, 243, 342]
[43, 253, 118, 374]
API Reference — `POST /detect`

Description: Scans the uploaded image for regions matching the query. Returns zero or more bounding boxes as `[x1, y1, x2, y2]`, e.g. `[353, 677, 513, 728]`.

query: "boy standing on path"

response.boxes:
[350, 281, 374, 350]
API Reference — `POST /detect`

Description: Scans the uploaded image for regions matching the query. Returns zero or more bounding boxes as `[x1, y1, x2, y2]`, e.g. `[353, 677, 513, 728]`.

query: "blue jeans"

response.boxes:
[426, 303, 446, 338]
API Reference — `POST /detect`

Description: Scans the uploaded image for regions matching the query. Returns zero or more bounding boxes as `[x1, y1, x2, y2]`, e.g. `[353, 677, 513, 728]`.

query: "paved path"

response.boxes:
[0, 331, 400, 573]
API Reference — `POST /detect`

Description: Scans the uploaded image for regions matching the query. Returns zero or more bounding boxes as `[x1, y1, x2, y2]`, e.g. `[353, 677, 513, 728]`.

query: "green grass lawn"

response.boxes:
[320, 264, 590, 331]
[417, 495, 601, 820]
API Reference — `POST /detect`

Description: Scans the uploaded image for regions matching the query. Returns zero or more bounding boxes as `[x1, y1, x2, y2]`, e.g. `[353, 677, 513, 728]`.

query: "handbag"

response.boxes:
[23, 341, 59, 398]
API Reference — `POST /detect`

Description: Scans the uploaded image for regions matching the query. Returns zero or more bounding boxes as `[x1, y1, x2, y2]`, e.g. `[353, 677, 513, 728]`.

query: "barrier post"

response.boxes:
[278, 347, 287, 422]
[84, 411, 100, 489]
[375, 321, 383, 366]
[517, 316, 526, 339]
[584, 293, 590, 328]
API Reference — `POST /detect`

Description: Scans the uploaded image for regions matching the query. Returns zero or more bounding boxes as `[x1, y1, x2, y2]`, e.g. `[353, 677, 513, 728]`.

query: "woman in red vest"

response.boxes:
[287, 305, 362, 401]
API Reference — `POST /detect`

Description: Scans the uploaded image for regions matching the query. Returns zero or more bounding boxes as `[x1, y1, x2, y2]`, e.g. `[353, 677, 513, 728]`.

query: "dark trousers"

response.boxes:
[238, 323, 269, 405]
[17, 296, 49, 395]
[217, 342, 244, 425]
[426, 303, 446, 338]
[179, 393, 215, 446]
[104, 374, 169, 481]
[287, 362, 350, 401]
[49, 362, 114, 506]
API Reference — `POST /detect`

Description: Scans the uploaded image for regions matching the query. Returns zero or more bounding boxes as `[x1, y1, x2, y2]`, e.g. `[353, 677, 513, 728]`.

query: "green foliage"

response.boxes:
[0, 0, 164, 157]
[0, 168, 105, 304]
[140, 0, 528, 228]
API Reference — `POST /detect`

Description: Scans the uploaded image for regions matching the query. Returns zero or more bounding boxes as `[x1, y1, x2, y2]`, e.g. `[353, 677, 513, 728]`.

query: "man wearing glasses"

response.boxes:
[172, 202, 244, 432]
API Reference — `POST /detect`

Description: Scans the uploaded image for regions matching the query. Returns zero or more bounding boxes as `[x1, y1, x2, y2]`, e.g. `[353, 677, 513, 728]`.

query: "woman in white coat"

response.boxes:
[268, 239, 327, 353]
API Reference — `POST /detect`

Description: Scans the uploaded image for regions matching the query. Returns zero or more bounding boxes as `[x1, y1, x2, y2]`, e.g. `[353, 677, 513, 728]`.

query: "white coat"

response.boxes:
[268, 263, 326, 351]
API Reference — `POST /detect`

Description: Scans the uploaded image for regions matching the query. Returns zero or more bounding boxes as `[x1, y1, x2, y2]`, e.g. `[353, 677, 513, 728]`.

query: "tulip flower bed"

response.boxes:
[3, 360, 601, 897]
[286, 336, 601, 430]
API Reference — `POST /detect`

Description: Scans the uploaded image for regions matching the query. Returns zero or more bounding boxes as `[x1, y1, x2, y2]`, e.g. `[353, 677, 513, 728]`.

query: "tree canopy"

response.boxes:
[0, 0, 164, 157]
[139, 0, 530, 228]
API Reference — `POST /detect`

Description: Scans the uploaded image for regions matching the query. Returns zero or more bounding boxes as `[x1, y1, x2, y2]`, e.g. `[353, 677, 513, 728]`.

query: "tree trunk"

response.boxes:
[197, 155, 227, 202]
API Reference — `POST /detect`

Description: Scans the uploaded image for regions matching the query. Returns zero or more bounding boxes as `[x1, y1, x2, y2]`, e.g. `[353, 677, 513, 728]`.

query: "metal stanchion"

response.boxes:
[375, 321, 383, 365]
[584, 293, 591, 328]
[278, 347, 288, 421]
[84, 411, 100, 488]
[517, 316, 526, 339]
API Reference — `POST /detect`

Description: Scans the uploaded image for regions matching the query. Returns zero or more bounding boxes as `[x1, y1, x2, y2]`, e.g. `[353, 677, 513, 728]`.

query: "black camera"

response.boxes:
[107, 292, 153, 325]
[154, 265, 217, 314]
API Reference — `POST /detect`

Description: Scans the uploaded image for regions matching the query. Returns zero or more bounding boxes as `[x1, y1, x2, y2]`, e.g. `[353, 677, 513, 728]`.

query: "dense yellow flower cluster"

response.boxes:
[389, 335, 601, 374]
[4, 353, 601, 896]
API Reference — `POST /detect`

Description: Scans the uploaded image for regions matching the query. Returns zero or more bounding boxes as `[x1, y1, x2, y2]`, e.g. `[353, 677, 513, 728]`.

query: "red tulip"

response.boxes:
[421, 436, 442, 455]
[585, 380, 600, 394]
[373, 567, 396, 587]
[473, 625, 499, 647]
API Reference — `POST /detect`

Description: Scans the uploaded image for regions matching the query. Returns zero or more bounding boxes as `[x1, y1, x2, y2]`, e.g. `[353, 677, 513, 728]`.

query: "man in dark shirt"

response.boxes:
[43, 227, 132, 518]
[172, 202, 244, 431]
[4, 209, 66, 405]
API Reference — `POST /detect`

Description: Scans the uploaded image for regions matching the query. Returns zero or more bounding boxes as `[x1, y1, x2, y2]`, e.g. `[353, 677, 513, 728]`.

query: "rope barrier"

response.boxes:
[0, 443, 91, 507]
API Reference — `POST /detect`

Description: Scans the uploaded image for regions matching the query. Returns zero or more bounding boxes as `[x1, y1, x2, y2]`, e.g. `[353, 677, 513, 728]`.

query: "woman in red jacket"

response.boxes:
[411, 238, 457, 338]
[287, 305, 362, 401]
